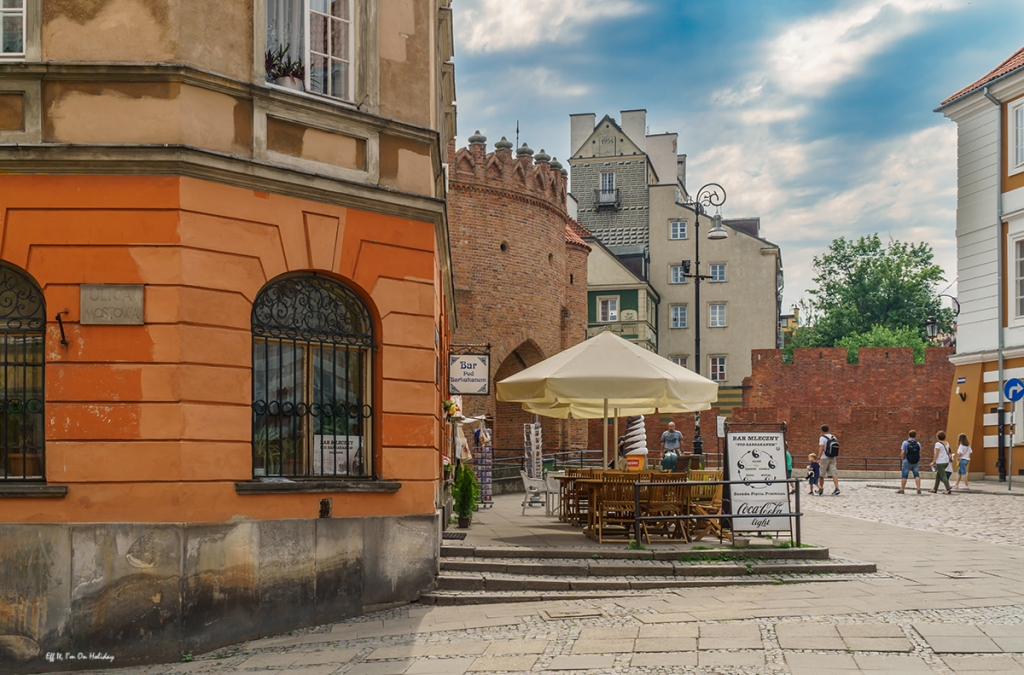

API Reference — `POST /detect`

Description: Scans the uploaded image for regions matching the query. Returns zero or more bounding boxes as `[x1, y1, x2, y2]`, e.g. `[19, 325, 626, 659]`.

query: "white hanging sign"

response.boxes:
[449, 355, 489, 395]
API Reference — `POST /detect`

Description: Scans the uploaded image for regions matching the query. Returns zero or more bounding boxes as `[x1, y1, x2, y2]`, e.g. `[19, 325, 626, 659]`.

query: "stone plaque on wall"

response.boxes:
[80, 285, 144, 325]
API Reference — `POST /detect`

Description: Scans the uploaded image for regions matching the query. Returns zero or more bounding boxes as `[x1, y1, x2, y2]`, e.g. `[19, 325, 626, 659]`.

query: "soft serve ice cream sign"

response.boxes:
[727, 432, 790, 533]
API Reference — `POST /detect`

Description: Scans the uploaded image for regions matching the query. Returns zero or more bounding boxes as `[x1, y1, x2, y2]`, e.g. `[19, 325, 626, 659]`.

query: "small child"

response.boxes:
[807, 453, 820, 495]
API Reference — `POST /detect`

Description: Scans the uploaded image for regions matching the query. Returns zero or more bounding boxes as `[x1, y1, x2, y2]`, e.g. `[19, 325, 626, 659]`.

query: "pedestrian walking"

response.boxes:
[954, 433, 972, 490]
[785, 442, 794, 494]
[929, 431, 952, 494]
[818, 425, 840, 495]
[807, 453, 820, 495]
[898, 430, 922, 494]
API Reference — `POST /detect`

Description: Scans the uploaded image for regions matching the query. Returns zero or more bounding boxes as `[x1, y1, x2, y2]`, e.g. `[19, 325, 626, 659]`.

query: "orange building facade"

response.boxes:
[0, 0, 456, 666]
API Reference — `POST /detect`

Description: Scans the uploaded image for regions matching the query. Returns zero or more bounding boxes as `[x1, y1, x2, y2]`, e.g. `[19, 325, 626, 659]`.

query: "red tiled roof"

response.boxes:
[566, 218, 593, 240]
[942, 44, 1024, 106]
[565, 219, 590, 249]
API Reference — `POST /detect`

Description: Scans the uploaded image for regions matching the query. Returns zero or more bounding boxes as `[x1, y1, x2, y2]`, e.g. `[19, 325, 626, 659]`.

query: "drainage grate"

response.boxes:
[442, 531, 467, 540]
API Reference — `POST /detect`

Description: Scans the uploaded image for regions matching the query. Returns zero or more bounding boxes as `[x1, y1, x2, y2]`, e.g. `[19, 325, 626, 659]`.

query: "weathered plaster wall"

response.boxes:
[0, 514, 438, 669]
[379, 0, 432, 128]
[0, 175, 442, 524]
[42, 0, 253, 82]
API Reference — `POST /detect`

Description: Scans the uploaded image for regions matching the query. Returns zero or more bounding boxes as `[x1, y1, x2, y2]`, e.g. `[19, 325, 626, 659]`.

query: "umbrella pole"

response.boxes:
[603, 398, 609, 469]
[614, 409, 619, 469]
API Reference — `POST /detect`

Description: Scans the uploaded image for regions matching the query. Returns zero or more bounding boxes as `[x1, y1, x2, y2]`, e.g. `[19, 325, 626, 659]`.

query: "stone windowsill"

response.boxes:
[0, 483, 68, 498]
[235, 479, 402, 495]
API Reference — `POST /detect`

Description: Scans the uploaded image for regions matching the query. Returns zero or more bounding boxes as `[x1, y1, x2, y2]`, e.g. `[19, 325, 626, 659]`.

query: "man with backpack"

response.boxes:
[818, 425, 841, 495]
[898, 429, 923, 494]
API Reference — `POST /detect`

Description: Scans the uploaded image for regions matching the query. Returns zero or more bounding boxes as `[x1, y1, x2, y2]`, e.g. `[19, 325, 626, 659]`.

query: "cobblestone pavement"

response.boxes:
[800, 479, 1024, 548]
[51, 485, 1024, 675]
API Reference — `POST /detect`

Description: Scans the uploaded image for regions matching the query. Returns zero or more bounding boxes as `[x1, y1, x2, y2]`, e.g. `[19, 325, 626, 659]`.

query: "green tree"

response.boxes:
[795, 234, 952, 347]
[835, 325, 929, 364]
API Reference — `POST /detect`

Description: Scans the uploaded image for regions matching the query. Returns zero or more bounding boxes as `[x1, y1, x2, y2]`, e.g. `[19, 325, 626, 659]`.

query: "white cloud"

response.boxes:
[688, 125, 958, 307]
[684, 0, 965, 308]
[768, 0, 965, 96]
[455, 0, 644, 54]
[506, 67, 591, 98]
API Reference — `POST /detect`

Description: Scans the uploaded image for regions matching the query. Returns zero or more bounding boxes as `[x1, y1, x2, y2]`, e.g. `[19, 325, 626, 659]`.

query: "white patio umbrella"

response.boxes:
[496, 332, 718, 466]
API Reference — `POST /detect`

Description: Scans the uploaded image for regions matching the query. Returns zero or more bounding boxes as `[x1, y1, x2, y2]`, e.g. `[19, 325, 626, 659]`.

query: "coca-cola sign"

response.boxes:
[727, 431, 790, 533]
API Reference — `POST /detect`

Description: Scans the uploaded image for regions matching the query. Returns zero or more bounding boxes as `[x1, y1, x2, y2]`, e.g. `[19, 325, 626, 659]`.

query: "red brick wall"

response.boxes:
[732, 347, 955, 467]
[448, 138, 588, 452]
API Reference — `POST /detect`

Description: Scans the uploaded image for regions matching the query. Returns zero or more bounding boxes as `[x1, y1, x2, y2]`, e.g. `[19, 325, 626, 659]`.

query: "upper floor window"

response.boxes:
[266, 0, 354, 102]
[1014, 99, 1024, 172]
[0, 262, 45, 481]
[710, 356, 727, 382]
[710, 263, 727, 282]
[670, 266, 688, 284]
[670, 356, 688, 369]
[1017, 240, 1024, 317]
[600, 172, 615, 192]
[252, 274, 374, 478]
[598, 297, 618, 322]
[0, 0, 24, 58]
[670, 304, 687, 329]
[670, 221, 688, 240]
[709, 303, 727, 327]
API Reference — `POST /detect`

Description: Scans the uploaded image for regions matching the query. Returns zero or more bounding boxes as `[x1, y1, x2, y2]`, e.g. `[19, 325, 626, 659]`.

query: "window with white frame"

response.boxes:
[0, 0, 24, 58]
[670, 355, 688, 369]
[710, 263, 726, 282]
[598, 297, 618, 322]
[670, 221, 688, 240]
[1017, 240, 1024, 317]
[670, 304, 687, 329]
[709, 303, 726, 327]
[1014, 99, 1024, 173]
[670, 266, 688, 284]
[266, 0, 354, 101]
[600, 172, 615, 193]
[710, 356, 726, 382]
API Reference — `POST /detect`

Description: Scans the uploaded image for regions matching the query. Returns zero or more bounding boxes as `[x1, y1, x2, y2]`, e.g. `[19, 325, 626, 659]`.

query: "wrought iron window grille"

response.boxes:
[251, 274, 374, 480]
[0, 263, 46, 482]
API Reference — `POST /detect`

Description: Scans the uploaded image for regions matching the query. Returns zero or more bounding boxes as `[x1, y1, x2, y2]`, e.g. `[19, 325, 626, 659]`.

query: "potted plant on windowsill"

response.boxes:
[266, 44, 305, 91]
[451, 463, 479, 528]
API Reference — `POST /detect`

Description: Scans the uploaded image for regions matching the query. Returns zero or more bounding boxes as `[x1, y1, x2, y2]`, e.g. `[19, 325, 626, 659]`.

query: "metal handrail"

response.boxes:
[632, 477, 803, 547]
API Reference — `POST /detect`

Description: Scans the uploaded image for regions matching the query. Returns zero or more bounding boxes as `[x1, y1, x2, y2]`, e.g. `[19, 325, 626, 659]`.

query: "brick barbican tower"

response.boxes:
[448, 132, 590, 456]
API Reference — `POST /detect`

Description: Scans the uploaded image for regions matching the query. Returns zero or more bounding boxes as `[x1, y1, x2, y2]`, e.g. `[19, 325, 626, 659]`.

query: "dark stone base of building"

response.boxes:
[0, 514, 440, 672]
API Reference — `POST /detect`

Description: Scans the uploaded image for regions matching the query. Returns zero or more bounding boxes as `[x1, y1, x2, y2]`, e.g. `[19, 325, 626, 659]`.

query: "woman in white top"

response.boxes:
[954, 433, 972, 490]
[929, 431, 952, 494]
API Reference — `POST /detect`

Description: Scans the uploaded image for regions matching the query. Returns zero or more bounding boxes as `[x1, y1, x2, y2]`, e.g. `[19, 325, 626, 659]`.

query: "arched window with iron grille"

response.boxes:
[251, 274, 374, 478]
[0, 263, 45, 481]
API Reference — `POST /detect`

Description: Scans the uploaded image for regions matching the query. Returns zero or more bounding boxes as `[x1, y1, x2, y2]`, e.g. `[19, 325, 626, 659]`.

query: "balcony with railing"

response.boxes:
[587, 319, 656, 349]
[594, 188, 620, 210]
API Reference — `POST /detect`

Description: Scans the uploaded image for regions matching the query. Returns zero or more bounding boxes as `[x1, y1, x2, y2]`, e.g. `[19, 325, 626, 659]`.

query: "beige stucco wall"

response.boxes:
[648, 183, 779, 385]
[43, 0, 253, 82]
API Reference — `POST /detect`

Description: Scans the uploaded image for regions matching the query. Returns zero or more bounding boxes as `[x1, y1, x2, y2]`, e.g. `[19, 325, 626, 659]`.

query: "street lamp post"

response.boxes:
[675, 183, 728, 455]
[924, 294, 961, 341]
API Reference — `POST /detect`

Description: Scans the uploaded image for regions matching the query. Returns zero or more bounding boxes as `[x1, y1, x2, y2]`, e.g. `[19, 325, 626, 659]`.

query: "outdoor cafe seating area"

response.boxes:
[525, 467, 731, 545]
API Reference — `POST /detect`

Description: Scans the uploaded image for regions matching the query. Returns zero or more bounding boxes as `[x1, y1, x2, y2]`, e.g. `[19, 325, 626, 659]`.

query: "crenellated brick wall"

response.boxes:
[448, 135, 589, 452]
[732, 347, 956, 466]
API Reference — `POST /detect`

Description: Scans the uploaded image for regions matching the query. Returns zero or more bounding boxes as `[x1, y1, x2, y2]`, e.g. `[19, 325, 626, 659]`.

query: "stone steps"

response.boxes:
[439, 559, 874, 579]
[440, 544, 831, 561]
[419, 574, 872, 606]
[426, 542, 876, 605]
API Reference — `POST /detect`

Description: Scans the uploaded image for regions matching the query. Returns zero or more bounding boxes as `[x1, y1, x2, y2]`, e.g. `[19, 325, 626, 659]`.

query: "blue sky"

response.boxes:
[452, 0, 1024, 310]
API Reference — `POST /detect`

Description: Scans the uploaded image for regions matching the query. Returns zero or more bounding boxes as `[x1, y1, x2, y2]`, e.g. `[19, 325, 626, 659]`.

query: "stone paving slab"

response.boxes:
[546, 655, 615, 670]
[942, 655, 1024, 671]
[629, 651, 698, 667]
[466, 655, 537, 671]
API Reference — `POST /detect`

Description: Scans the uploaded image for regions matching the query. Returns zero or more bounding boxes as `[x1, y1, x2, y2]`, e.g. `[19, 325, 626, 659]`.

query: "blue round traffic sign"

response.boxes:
[1006, 378, 1024, 402]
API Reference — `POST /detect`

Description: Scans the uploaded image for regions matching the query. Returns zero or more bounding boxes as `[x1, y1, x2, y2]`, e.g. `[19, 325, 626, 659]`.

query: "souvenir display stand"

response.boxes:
[472, 420, 493, 508]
